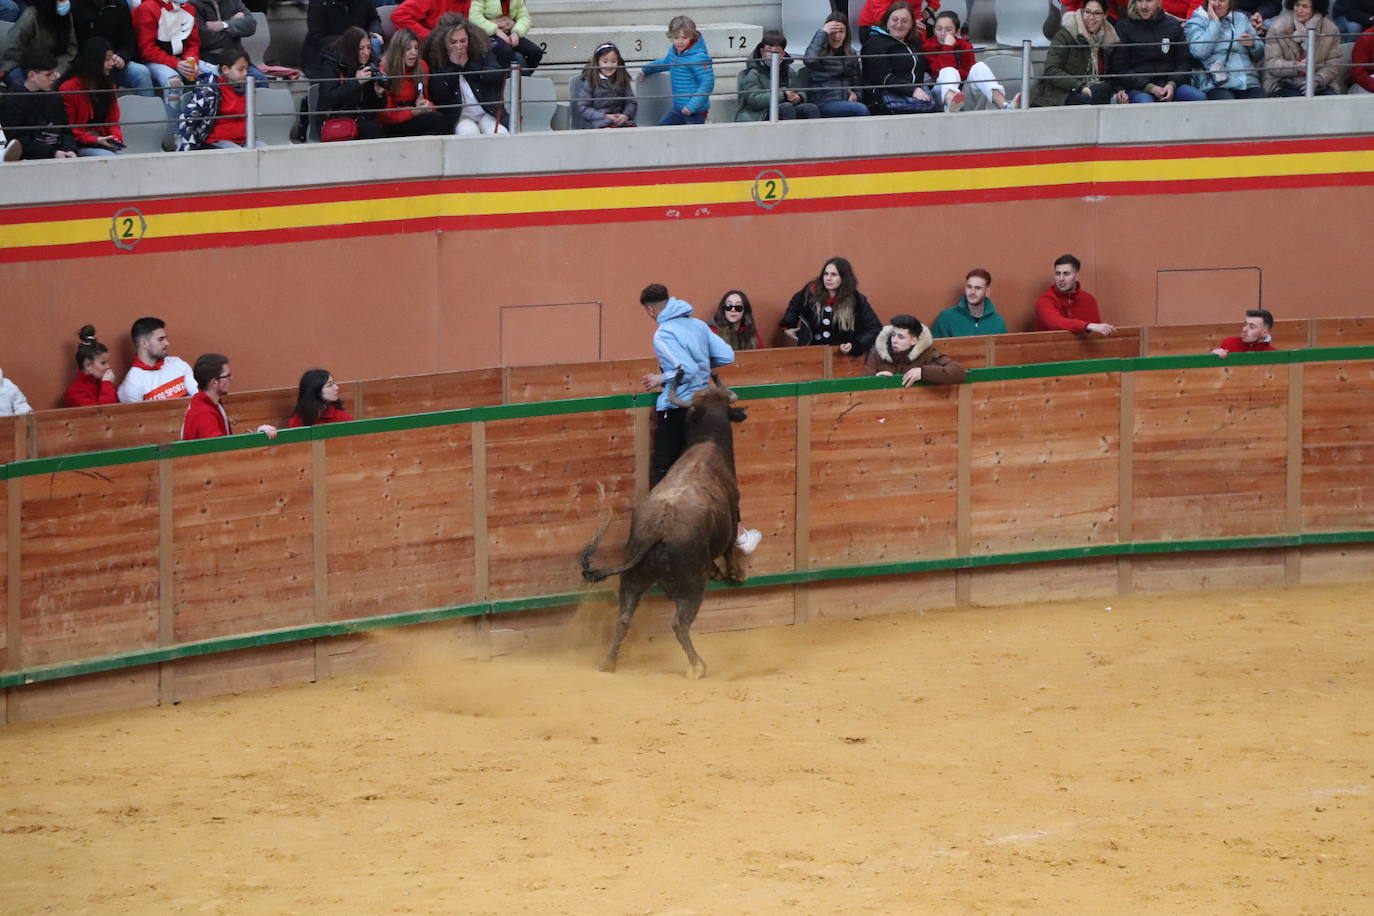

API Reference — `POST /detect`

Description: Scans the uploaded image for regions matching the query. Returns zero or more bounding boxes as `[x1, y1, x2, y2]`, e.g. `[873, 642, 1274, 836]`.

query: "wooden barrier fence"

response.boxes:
[3, 346, 1374, 723]
[7, 318, 1374, 464]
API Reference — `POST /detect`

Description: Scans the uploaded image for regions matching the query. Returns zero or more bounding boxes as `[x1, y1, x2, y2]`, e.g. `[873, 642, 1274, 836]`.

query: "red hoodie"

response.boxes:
[920, 35, 976, 79]
[181, 391, 231, 439]
[390, 0, 470, 40]
[1216, 336, 1275, 353]
[1034, 283, 1102, 333]
[287, 404, 355, 427]
[1352, 28, 1374, 94]
[859, 0, 939, 28]
[206, 80, 247, 145]
[133, 0, 201, 70]
[64, 372, 119, 407]
[59, 78, 124, 147]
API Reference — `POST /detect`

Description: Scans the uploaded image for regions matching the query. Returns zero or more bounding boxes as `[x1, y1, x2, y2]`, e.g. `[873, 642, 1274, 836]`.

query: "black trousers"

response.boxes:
[650, 407, 688, 488]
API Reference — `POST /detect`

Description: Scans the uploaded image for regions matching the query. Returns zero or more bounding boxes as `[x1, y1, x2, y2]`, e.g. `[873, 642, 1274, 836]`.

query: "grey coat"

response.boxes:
[569, 73, 638, 128]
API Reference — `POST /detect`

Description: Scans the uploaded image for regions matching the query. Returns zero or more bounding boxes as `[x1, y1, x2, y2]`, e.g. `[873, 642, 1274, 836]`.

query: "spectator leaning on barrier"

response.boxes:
[1211, 309, 1276, 355]
[1111, 0, 1208, 102]
[737, 30, 819, 121]
[118, 316, 199, 402]
[780, 256, 883, 355]
[803, 12, 870, 118]
[1351, 24, 1374, 92]
[71, 0, 153, 94]
[864, 314, 968, 386]
[468, 0, 541, 72]
[288, 369, 354, 426]
[182, 352, 279, 440]
[1034, 1, 1129, 106]
[861, 1, 939, 115]
[642, 15, 714, 126]
[0, 47, 79, 159]
[931, 269, 1009, 338]
[389, 0, 467, 41]
[1035, 254, 1118, 336]
[1186, 0, 1267, 98]
[571, 42, 637, 128]
[710, 290, 764, 350]
[0, 368, 34, 416]
[64, 325, 119, 407]
[1263, 0, 1343, 95]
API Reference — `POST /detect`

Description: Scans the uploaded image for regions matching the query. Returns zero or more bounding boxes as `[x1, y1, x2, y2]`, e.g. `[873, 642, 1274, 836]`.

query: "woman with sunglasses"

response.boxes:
[711, 290, 763, 350]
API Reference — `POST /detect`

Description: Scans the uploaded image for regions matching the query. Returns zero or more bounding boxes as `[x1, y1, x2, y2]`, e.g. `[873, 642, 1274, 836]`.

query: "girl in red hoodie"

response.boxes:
[378, 28, 449, 136]
[60, 38, 125, 156]
[922, 10, 1018, 111]
[287, 369, 355, 426]
[63, 325, 119, 407]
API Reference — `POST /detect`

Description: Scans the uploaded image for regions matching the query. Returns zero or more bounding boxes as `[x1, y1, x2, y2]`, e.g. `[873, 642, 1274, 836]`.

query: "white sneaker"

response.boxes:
[735, 528, 762, 555]
[3, 139, 21, 163]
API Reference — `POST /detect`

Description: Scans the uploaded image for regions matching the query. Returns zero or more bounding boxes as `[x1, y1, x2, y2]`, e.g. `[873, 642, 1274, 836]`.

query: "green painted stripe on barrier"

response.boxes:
[6, 346, 1374, 480]
[5, 529, 1371, 690]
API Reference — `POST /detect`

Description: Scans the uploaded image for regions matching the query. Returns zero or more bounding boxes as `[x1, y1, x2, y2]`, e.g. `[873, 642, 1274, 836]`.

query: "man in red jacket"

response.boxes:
[390, 0, 470, 40]
[1034, 253, 1117, 336]
[181, 353, 279, 440]
[1211, 309, 1276, 357]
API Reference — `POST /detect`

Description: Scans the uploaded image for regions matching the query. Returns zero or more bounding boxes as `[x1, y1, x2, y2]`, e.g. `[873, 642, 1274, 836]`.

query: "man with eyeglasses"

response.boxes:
[181, 352, 278, 440]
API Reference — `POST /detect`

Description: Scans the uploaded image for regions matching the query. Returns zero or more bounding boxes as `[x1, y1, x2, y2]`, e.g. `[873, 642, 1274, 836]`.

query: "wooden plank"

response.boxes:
[1285, 365, 1303, 584]
[157, 460, 174, 705]
[19, 463, 161, 667]
[723, 347, 826, 385]
[1313, 317, 1374, 347]
[358, 368, 504, 418]
[506, 358, 657, 404]
[1131, 548, 1288, 593]
[956, 383, 972, 605]
[793, 397, 811, 624]
[931, 336, 994, 370]
[472, 422, 489, 601]
[3, 480, 13, 673]
[11, 667, 159, 722]
[1118, 373, 1135, 594]
[808, 386, 960, 569]
[485, 410, 638, 598]
[1300, 360, 1374, 532]
[172, 444, 315, 642]
[171, 642, 316, 704]
[735, 397, 797, 577]
[1298, 544, 1374, 585]
[1132, 365, 1288, 541]
[31, 399, 185, 458]
[311, 439, 327, 679]
[806, 571, 957, 622]
[1144, 320, 1306, 356]
[991, 329, 1142, 367]
[970, 374, 1121, 554]
[0, 415, 19, 463]
[324, 424, 477, 621]
[969, 558, 1119, 607]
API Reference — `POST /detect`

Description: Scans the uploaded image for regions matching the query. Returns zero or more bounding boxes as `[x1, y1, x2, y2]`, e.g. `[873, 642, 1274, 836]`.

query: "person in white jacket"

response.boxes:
[0, 368, 34, 416]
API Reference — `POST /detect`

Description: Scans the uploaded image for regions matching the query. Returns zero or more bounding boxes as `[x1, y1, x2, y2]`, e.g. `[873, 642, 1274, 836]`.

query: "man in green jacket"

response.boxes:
[931, 268, 1009, 338]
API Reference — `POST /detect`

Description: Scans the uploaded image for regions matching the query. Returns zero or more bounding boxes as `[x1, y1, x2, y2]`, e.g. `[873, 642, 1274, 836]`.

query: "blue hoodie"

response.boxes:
[652, 297, 735, 410]
[643, 35, 715, 114]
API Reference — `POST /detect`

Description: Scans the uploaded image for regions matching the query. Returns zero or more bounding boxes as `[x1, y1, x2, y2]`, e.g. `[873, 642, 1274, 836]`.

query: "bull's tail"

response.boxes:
[580, 514, 658, 584]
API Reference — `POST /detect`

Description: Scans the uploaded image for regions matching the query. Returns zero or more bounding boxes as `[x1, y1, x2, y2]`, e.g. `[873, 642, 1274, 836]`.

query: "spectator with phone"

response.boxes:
[59, 37, 126, 156]
[378, 28, 449, 136]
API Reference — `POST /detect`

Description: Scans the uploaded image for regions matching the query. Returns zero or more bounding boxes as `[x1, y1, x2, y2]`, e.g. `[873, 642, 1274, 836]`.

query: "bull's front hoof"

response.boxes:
[598, 659, 617, 674]
[686, 661, 707, 680]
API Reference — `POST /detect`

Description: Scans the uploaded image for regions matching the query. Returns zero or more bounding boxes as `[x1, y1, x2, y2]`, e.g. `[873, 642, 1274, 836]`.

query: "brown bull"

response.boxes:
[580, 376, 748, 679]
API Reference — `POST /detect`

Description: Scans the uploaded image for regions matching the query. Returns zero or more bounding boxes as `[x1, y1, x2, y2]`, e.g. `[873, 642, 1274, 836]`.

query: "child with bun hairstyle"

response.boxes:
[64, 325, 119, 407]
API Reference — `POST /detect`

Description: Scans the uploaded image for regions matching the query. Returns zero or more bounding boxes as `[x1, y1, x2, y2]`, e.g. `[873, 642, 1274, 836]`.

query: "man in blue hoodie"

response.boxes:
[639, 282, 761, 553]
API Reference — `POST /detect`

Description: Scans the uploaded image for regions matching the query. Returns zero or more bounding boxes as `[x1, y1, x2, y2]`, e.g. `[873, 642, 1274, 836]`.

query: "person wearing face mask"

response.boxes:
[1, 0, 77, 90]
[1263, 0, 1342, 94]
[780, 256, 883, 356]
[736, 30, 818, 121]
[131, 0, 202, 94]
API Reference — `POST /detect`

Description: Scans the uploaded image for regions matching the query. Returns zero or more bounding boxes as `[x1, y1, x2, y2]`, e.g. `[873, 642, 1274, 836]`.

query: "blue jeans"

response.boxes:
[78, 146, 120, 156]
[0, 0, 20, 22]
[657, 108, 707, 126]
[1127, 84, 1206, 103]
[817, 99, 870, 118]
[114, 61, 155, 96]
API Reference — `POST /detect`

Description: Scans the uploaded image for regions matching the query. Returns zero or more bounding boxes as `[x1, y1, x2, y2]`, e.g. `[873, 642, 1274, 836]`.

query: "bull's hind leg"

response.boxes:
[670, 589, 708, 680]
[600, 580, 647, 673]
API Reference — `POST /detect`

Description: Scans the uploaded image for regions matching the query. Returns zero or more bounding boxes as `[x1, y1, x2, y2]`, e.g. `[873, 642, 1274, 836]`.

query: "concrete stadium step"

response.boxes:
[533, 0, 779, 31]
[530, 21, 765, 66]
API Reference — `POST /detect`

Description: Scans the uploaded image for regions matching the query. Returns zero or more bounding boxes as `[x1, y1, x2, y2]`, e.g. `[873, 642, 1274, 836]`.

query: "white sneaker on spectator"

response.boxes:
[736, 528, 762, 555]
[3, 139, 21, 162]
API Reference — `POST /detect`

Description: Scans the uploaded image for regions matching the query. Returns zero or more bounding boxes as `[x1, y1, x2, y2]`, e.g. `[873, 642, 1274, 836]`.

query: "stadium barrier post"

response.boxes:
[768, 50, 780, 122]
[1305, 29, 1316, 97]
[510, 63, 522, 134]
[245, 76, 256, 148]
[1020, 40, 1032, 109]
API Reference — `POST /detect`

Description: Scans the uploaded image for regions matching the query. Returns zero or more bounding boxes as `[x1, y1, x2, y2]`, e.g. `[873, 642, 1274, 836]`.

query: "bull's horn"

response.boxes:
[708, 372, 738, 402]
[667, 369, 694, 408]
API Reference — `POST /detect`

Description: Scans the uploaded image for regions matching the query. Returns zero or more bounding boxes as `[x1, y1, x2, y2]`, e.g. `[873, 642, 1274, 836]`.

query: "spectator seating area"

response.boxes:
[5, 316, 1372, 463]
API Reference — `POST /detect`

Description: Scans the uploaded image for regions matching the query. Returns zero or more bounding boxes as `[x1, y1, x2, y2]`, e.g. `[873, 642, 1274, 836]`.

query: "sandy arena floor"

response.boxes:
[2, 583, 1372, 914]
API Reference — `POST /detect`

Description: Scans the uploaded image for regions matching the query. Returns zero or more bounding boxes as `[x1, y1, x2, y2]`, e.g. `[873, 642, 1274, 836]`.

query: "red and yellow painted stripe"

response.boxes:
[3, 137, 1373, 263]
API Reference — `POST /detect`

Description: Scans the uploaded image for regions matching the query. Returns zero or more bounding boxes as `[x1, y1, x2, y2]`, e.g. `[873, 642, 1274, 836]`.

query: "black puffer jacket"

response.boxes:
[801, 28, 862, 104]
